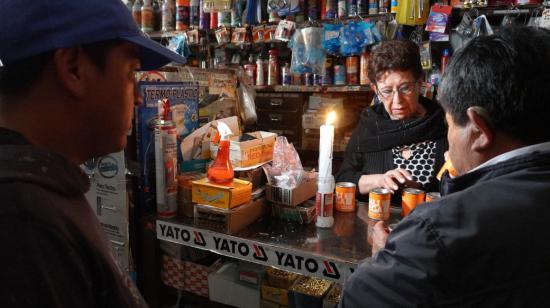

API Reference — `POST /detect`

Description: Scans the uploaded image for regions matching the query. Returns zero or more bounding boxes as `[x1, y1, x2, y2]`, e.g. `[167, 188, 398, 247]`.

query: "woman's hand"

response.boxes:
[358, 168, 417, 194]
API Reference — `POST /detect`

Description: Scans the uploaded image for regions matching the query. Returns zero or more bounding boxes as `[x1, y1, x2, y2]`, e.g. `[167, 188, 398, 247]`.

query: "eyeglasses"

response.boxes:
[376, 82, 418, 99]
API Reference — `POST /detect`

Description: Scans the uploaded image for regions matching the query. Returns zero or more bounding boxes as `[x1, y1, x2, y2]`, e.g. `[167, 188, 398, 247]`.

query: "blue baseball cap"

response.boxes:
[0, 0, 186, 70]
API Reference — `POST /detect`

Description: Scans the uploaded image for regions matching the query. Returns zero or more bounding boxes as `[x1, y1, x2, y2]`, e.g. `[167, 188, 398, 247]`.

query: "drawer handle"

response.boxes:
[269, 114, 282, 122]
[270, 99, 283, 107]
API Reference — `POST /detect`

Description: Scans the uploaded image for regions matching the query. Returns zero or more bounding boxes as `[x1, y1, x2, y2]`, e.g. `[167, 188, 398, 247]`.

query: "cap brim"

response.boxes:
[123, 35, 186, 71]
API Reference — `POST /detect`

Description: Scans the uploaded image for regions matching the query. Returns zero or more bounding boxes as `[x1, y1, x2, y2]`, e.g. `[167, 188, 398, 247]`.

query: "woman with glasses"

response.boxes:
[336, 40, 448, 204]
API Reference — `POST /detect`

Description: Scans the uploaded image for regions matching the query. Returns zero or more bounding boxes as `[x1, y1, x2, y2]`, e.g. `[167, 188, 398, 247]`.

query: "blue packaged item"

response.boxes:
[322, 23, 342, 54]
[339, 20, 365, 56]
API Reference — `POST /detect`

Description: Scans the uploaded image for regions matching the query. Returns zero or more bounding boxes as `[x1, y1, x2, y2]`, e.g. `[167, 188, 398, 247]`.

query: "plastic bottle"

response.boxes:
[207, 122, 234, 184]
[162, 0, 175, 31]
[316, 175, 335, 228]
[132, 0, 143, 28]
[267, 49, 279, 86]
[441, 48, 450, 77]
[141, 0, 154, 33]
[176, 0, 190, 31]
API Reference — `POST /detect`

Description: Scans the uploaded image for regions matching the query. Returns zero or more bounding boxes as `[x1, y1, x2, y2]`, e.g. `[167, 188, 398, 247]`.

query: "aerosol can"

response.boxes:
[155, 98, 178, 218]
[207, 122, 234, 184]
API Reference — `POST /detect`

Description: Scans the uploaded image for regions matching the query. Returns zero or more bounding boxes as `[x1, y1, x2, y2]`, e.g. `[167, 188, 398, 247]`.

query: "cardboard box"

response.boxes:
[266, 174, 317, 206]
[184, 257, 223, 298]
[176, 172, 204, 217]
[194, 197, 267, 234]
[211, 131, 277, 168]
[208, 263, 261, 308]
[323, 283, 342, 308]
[270, 200, 316, 224]
[289, 276, 332, 308]
[261, 282, 290, 306]
[235, 166, 268, 190]
[192, 178, 252, 209]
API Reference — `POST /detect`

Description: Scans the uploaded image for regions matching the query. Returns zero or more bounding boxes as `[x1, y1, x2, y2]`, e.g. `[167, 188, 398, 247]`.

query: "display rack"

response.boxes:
[254, 85, 373, 93]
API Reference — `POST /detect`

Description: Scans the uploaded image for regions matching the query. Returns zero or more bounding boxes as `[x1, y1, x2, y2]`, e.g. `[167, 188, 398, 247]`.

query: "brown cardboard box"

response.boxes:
[192, 178, 252, 209]
[194, 197, 267, 234]
[235, 165, 268, 190]
[177, 172, 205, 217]
[262, 282, 290, 306]
[266, 174, 317, 206]
[211, 131, 277, 168]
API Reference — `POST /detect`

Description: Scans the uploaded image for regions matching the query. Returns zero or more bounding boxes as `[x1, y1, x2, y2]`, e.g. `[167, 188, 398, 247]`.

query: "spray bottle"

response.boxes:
[207, 122, 234, 184]
[155, 99, 178, 218]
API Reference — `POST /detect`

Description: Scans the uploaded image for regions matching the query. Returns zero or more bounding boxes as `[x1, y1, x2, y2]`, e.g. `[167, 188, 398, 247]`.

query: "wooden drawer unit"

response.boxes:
[257, 111, 302, 128]
[256, 92, 305, 112]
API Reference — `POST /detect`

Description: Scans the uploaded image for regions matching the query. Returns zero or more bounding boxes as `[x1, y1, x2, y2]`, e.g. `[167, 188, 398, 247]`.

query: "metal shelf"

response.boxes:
[157, 204, 400, 283]
[254, 85, 372, 93]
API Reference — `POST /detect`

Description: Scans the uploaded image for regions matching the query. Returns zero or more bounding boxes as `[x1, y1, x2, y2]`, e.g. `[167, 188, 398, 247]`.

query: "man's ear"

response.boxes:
[52, 47, 88, 98]
[467, 107, 493, 151]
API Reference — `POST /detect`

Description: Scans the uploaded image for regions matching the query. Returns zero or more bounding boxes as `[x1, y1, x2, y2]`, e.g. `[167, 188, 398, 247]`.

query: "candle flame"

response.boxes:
[326, 111, 337, 126]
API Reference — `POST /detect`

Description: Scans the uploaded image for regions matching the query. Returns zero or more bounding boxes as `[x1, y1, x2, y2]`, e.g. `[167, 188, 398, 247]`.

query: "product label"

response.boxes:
[157, 220, 357, 283]
[316, 192, 334, 217]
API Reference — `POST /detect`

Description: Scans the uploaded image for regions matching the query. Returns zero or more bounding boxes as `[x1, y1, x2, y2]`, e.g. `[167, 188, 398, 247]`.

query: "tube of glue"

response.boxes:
[155, 99, 178, 218]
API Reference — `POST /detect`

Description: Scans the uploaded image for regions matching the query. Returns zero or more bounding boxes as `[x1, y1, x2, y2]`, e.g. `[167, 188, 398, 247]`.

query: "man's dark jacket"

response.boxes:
[341, 148, 550, 307]
[0, 128, 147, 308]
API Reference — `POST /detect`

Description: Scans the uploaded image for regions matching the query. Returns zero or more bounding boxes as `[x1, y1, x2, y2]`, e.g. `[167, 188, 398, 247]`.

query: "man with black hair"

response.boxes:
[341, 26, 550, 307]
[0, 0, 187, 307]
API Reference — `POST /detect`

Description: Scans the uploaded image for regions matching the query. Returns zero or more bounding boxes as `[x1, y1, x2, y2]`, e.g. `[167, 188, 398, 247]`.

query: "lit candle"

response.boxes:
[319, 111, 336, 179]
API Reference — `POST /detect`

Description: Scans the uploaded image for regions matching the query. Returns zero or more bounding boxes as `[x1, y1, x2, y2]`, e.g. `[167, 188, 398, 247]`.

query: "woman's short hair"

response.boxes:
[368, 40, 423, 84]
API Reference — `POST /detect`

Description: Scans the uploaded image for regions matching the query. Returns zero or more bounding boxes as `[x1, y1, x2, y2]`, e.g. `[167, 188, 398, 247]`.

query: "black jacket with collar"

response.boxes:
[341, 148, 550, 307]
[335, 97, 448, 202]
[0, 128, 147, 308]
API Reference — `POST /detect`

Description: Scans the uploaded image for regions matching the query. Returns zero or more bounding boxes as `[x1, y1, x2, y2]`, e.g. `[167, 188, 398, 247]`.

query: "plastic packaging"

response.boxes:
[207, 122, 234, 184]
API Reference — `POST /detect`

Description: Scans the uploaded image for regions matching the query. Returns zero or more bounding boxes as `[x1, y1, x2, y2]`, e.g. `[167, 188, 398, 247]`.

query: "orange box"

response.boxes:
[192, 178, 252, 209]
[261, 282, 289, 306]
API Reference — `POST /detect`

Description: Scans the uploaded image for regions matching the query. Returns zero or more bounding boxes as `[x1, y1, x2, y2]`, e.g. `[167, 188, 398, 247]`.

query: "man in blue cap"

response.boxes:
[0, 0, 187, 307]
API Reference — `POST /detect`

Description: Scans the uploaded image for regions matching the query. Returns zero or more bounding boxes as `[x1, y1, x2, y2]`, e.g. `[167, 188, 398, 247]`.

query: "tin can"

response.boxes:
[292, 73, 303, 85]
[335, 182, 356, 212]
[324, 0, 337, 18]
[334, 64, 346, 85]
[368, 188, 391, 220]
[244, 64, 256, 86]
[390, 0, 398, 13]
[368, 0, 378, 14]
[210, 10, 218, 29]
[425, 192, 441, 202]
[401, 188, 426, 217]
[308, 0, 320, 20]
[256, 59, 265, 86]
[313, 74, 323, 86]
[322, 56, 334, 85]
[357, 0, 368, 15]
[199, 0, 210, 29]
[337, 0, 347, 17]
[282, 64, 291, 85]
[218, 11, 231, 27]
[360, 50, 370, 85]
[304, 72, 314, 86]
[346, 56, 359, 85]
[348, 0, 358, 16]
[176, 0, 190, 31]
[378, 0, 388, 13]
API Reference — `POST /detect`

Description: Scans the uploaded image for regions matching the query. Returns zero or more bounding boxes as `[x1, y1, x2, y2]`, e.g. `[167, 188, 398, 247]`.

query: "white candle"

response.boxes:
[319, 111, 336, 179]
